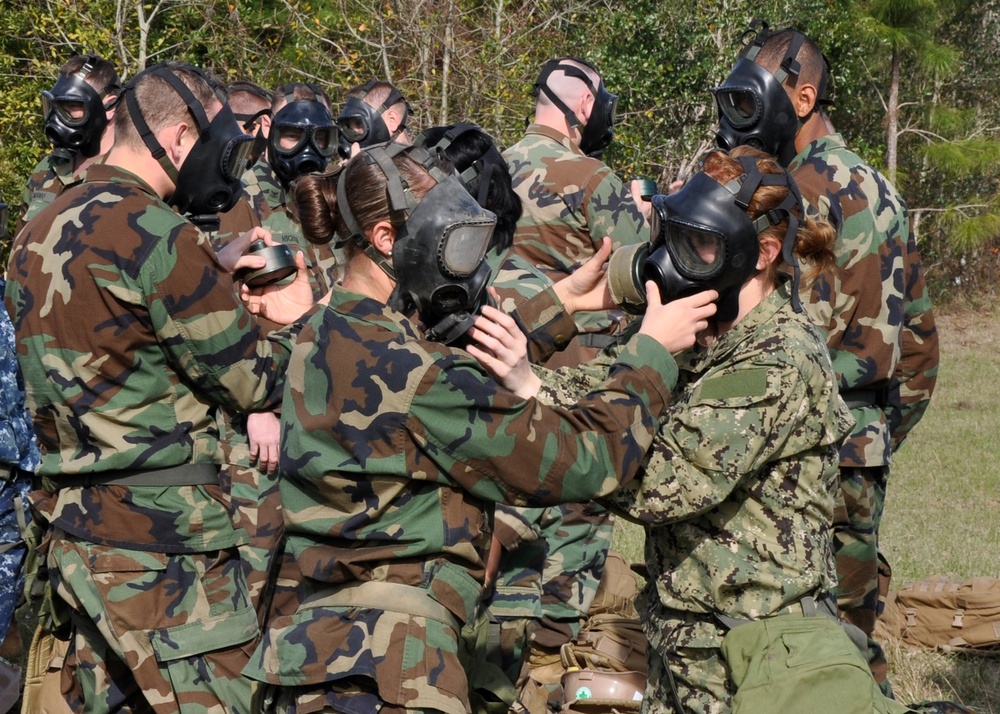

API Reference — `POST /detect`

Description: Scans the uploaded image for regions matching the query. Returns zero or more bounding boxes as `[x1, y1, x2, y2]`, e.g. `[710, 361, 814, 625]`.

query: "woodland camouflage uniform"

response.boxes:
[789, 133, 939, 645]
[5, 163, 299, 714]
[18, 153, 86, 234]
[244, 283, 678, 714]
[245, 158, 338, 296]
[539, 279, 854, 713]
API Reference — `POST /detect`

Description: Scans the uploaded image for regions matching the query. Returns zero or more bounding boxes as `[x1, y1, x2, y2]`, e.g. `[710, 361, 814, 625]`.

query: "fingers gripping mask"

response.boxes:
[267, 99, 337, 187]
[121, 64, 255, 220]
[42, 68, 113, 159]
[389, 175, 498, 345]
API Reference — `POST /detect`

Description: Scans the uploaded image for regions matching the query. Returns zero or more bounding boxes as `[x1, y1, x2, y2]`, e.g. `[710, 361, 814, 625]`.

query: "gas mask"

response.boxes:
[267, 98, 337, 188]
[42, 60, 116, 161]
[121, 63, 255, 223]
[234, 107, 271, 167]
[607, 151, 805, 323]
[533, 57, 618, 158]
[335, 81, 410, 159]
[338, 146, 498, 345]
[712, 21, 832, 167]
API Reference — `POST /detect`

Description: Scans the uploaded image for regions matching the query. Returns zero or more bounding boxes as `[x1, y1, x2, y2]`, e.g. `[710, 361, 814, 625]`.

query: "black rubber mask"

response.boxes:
[335, 84, 408, 159]
[267, 99, 337, 188]
[42, 71, 111, 160]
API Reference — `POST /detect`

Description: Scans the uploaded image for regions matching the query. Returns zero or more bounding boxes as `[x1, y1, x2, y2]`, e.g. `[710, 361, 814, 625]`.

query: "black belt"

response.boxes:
[35, 463, 220, 490]
[840, 386, 888, 410]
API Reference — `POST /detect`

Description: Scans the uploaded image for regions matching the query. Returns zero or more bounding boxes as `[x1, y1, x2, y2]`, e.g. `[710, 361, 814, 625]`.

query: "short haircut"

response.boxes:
[272, 82, 330, 112]
[743, 29, 829, 97]
[351, 80, 408, 123]
[114, 62, 219, 152]
[228, 80, 274, 115]
[60, 53, 120, 95]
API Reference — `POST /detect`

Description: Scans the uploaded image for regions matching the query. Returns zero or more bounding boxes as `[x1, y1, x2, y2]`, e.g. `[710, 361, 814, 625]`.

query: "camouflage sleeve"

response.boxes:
[584, 169, 648, 251]
[145, 219, 293, 412]
[408, 333, 678, 505]
[493, 505, 545, 550]
[886, 220, 939, 451]
[510, 285, 579, 365]
[602, 359, 834, 526]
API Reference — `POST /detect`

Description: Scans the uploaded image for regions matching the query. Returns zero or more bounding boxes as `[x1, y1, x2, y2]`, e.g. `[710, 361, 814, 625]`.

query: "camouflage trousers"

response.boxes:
[0, 473, 31, 642]
[832, 465, 892, 691]
[48, 529, 258, 714]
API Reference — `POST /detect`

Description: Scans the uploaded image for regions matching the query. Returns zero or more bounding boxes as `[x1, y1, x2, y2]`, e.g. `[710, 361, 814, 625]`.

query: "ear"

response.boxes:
[756, 236, 782, 270]
[260, 114, 272, 139]
[368, 219, 396, 257]
[382, 108, 400, 133]
[163, 121, 190, 165]
[791, 83, 818, 119]
[577, 90, 595, 125]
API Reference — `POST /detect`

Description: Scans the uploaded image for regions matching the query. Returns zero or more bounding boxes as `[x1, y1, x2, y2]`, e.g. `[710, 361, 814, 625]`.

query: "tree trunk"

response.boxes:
[887, 47, 901, 185]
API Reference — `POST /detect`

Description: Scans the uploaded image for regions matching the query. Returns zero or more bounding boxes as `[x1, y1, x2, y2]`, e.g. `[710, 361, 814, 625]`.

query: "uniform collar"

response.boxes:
[524, 123, 584, 157]
[327, 283, 423, 340]
[84, 162, 162, 199]
[789, 132, 847, 168]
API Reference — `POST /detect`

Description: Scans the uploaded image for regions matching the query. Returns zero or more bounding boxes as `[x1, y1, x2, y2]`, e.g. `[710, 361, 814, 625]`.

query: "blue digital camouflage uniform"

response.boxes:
[540, 280, 855, 713]
[244, 283, 678, 714]
[5, 162, 301, 714]
[0, 277, 42, 644]
[18, 153, 86, 234]
[789, 133, 939, 648]
[246, 158, 338, 296]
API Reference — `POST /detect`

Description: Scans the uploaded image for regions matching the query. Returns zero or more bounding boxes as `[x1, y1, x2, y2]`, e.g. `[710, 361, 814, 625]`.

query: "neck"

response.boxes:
[533, 106, 580, 147]
[795, 111, 836, 154]
[341, 253, 395, 303]
[104, 144, 174, 199]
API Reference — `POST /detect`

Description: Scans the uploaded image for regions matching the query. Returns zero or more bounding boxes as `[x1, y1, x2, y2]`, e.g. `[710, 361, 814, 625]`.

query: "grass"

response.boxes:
[611, 302, 1000, 712]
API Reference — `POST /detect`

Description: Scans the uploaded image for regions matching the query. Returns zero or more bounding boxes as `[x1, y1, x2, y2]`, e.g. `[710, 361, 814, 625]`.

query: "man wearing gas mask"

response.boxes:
[245, 82, 339, 296]
[18, 53, 120, 234]
[243, 142, 715, 714]
[713, 21, 940, 691]
[229, 80, 275, 222]
[5, 61, 315, 714]
[335, 79, 412, 159]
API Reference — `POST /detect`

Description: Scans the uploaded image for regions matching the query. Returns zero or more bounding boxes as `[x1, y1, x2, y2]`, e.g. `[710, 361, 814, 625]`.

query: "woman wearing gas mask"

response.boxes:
[243, 144, 718, 713]
[503, 147, 897, 714]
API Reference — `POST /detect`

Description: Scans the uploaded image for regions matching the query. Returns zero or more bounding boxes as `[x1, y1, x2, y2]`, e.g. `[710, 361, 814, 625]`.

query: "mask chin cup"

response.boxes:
[607, 243, 650, 315]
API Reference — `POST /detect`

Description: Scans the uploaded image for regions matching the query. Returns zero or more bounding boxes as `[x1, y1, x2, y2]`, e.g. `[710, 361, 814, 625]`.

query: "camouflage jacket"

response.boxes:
[18, 153, 85, 234]
[0, 278, 40, 474]
[543, 280, 854, 618]
[4, 163, 297, 553]
[790, 133, 938, 465]
[504, 124, 646, 335]
[246, 284, 677, 696]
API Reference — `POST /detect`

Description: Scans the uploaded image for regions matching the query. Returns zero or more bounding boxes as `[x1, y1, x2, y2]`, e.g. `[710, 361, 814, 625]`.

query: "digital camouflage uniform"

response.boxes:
[243, 284, 678, 714]
[5, 163, 299, 714]
[0, 277, 42, 645]
[18, 153, 86, 234]
[540, 280, 855, 714]
[246, 159, 338, 297]
[789, 133, 939, 647]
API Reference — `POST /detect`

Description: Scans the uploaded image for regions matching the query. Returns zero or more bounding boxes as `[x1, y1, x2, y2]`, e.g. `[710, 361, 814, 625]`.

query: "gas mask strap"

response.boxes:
[335, 159, 397, 281]
[153, 68, 211, 134]
[123, 84, 179, 184]
[367, 145, 419, 220]
[533, 60, 596, 131]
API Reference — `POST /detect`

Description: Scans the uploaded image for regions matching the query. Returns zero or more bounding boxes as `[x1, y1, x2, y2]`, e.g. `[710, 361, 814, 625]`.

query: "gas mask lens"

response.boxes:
[42, 92, 89, 126]
[712, 87, 761, 128]
[274, 125, 338, 157]
[221, 134, 255, 180]
[667, 222, 726, 277]
[440, 222, 495, 277]
[337, 115, 369, 143]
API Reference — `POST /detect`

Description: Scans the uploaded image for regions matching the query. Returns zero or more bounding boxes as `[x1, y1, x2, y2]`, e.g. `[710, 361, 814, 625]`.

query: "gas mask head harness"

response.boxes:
[335, 80, 410, 159]
[267, 84, 337, 188]
[120, 62, 255, 227]
[336, 143, 498, 345]
[42, 55, 120, 161]
[533, 57, 618, 158]
[228, 81, 274, 166]
[712, 19, 833, 167]
[608, 149, 805, 324]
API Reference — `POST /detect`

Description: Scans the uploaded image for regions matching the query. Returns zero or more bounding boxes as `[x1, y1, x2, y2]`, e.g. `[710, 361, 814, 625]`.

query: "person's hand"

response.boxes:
[241, 249, 314, 324]
[217, 226, 272, 274]
[466, 303, 542, 399]
[629, 179, 653, 222]
[638, 283, 718, 354]
[247, 411, 281, 475]
[552, 237, 613, 315]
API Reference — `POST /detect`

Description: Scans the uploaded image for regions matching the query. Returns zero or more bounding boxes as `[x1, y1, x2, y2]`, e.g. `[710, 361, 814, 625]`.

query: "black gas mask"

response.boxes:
[234, 107, 272, 167]
[338, 146, 497, 345]
[335, 81, 410, 159]
[712, 20, 832, 167]
[121, 63, 255, 224]
[607, 151, 805, 324]
[42, 61, 116, 161]
[267, 98, 337, 188]
[533, 57, 618, 158]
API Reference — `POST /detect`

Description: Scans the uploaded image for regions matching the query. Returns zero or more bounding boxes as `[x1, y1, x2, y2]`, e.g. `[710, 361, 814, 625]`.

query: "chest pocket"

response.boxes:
[693, 368, 770, 404]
